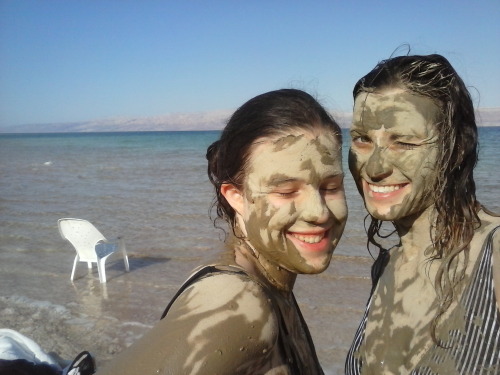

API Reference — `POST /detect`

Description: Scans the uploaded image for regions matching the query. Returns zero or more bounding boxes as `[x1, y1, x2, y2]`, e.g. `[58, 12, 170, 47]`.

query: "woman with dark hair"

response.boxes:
[345, 54, 500, 374]
[97, 89, 348, 374]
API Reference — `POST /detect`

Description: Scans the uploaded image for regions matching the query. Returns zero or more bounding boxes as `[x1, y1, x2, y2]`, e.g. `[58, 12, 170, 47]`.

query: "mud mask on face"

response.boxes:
[241, 133, 347, 274]
[350, 91, 441, 221]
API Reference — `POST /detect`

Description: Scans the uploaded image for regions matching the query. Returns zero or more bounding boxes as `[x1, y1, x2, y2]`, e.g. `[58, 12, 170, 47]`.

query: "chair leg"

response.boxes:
[122, 250, 130, 272]
[97, 258, 107, 283]
[123, 254, 130, 272]
[71, 255, 79, 281]
[119, 238, 130, 272]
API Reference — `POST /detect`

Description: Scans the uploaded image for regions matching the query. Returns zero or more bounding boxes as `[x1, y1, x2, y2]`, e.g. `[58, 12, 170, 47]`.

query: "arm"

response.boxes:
[96, 272, 279, 375]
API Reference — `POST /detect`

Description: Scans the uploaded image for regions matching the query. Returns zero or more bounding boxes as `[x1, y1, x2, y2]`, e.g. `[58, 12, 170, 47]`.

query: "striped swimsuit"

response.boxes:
[345, 226, 500, 375]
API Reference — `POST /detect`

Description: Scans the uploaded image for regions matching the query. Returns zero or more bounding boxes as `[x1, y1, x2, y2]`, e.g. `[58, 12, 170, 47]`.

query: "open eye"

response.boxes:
[351, 134, 373, 151]
[352, 135, 371, 144]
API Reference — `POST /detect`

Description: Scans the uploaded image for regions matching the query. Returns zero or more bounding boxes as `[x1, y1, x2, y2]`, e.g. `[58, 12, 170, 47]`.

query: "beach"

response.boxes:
[1, 129, 498, 374]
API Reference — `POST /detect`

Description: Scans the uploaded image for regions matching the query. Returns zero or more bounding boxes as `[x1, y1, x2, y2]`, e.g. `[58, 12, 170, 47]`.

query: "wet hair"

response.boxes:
[206, 88, 342, 232]
[354, 54, 481, 345]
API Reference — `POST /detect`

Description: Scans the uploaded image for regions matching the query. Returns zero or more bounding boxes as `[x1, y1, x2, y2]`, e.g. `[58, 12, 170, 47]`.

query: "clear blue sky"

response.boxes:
[1, 0, 499, 127]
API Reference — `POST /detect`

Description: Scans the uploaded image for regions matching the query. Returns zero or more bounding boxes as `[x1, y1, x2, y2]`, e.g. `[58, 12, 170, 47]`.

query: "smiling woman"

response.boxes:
[345, 54, 500, 375]
[96, 89, 347, 375]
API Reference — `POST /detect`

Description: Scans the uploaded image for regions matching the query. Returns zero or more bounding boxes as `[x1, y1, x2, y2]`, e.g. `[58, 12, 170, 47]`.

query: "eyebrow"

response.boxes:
[324, 173, 344, 182]
[350, 121, 368, 131]
[266, 173, 343, 187]
[267, 177, 299, 187]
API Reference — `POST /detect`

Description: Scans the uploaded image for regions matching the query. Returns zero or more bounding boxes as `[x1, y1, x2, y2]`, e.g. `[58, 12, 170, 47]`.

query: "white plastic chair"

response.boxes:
[58, 218, 130, 283]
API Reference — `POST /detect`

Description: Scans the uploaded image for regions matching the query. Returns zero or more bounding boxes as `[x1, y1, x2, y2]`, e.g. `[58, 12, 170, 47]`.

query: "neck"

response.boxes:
[234, 240, 296, 293]
[394, 205, 435, 262]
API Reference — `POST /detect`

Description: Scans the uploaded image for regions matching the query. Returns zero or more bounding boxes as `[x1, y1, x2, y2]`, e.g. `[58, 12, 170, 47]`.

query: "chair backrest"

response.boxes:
[58, 218, 107, 262]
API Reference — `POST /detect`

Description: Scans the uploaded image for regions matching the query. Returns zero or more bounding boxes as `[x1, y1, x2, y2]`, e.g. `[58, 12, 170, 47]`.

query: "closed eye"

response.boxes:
[320, 187, 339, 193]
[275, 191, 298, 198]
[270, 186, 300, 198]
[267, 178, 300, 198]
[392, 141, 419, 150]
[320, 176, 344, 195]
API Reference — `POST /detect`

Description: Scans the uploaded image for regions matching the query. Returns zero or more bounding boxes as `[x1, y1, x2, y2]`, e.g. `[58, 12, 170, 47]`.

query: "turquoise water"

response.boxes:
[0, 128, 498, 374]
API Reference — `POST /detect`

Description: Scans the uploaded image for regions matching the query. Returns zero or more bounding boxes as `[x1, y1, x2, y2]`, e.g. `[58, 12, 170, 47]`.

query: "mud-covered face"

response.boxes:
[240, 131, 347, 274]
[349, 89, 441, 221]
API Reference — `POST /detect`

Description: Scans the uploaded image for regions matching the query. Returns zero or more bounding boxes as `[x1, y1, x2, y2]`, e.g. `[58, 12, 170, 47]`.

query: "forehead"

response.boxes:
[353, 90, 441, 134]
[247, 132, 342, 178]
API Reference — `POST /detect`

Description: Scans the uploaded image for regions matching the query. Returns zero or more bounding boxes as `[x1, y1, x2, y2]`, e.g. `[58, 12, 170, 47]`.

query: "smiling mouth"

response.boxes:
[368, 183, 407, 193]
[289, 231, 327, 244]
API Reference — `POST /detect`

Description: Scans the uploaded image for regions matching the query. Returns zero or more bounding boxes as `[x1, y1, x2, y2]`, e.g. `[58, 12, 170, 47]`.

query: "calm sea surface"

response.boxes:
[0, 127, 498, 374]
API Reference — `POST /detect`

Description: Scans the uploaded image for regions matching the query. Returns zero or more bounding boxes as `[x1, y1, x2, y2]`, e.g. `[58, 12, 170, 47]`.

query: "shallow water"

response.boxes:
[0, 128, 498, 374]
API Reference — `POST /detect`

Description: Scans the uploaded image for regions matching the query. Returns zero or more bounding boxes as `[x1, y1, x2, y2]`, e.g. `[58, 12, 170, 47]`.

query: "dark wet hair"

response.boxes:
[206, 88, 342, 231]
[354, 54, 481, 345]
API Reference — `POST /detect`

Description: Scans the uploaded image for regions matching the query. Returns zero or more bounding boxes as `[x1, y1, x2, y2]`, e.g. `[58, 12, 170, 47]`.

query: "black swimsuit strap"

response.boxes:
[160, 265, 246, 320]
[159, 265, 320, 374]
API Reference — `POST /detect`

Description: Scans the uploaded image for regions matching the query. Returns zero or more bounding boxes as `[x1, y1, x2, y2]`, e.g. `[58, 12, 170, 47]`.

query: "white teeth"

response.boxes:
[291, 233, 324, 244]
[369, 184, 403, 193]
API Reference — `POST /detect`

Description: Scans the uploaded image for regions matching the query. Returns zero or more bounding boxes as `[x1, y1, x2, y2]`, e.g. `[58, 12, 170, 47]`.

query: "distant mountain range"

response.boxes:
[1, 108, 499, 133]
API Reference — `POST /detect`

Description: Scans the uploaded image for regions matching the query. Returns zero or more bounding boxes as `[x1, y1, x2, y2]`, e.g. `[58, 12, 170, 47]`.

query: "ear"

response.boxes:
[221, 183, 245, 216]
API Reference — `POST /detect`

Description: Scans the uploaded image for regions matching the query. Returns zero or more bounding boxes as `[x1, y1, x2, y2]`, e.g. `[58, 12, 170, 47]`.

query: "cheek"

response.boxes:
[420, 148, 439, 174]
[244, 200, 295, 254]
[267, 201, 298, 230]
[393, 149, 437, 178]
[326, 196, 348, 223]
[391, 154, 419, 174]
[245, 198, 296, 236]
[348, 149, 364, 175]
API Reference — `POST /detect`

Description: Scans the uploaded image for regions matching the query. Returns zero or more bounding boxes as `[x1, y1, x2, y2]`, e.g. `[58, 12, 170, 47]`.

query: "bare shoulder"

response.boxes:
[168, 271, 278, 328]
[491, 220, 500, 251]
[97, 272, 280, 375]
[478, 207, 500, 225]
[473, 210, 500, 246]
[484, 213, 500, 254]
[164, 271, 280, 373]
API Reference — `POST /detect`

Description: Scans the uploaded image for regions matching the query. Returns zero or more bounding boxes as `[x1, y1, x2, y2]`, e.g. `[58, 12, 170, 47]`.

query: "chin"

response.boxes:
[366, 200, 433, 222]
[367, 209, 397, 221]
[365, 200, 403, 221]
[300, 253, 333, 274]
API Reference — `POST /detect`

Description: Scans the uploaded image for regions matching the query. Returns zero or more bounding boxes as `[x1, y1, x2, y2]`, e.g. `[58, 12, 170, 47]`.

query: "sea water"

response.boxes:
[0, 128, 498, 374]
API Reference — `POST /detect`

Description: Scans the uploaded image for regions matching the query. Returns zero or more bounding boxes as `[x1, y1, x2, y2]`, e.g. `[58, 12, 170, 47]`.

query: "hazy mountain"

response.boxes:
[1, 108, 499, 133]
[475, 108, 500, 127]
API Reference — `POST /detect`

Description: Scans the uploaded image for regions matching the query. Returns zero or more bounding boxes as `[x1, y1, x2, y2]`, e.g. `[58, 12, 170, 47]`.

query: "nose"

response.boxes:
[300, 189, 330, 224]
[365, 146, 392, 182]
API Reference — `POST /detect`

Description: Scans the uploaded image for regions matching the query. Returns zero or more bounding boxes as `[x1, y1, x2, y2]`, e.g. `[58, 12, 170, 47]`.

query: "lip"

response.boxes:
[287, 229, 331, 253]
